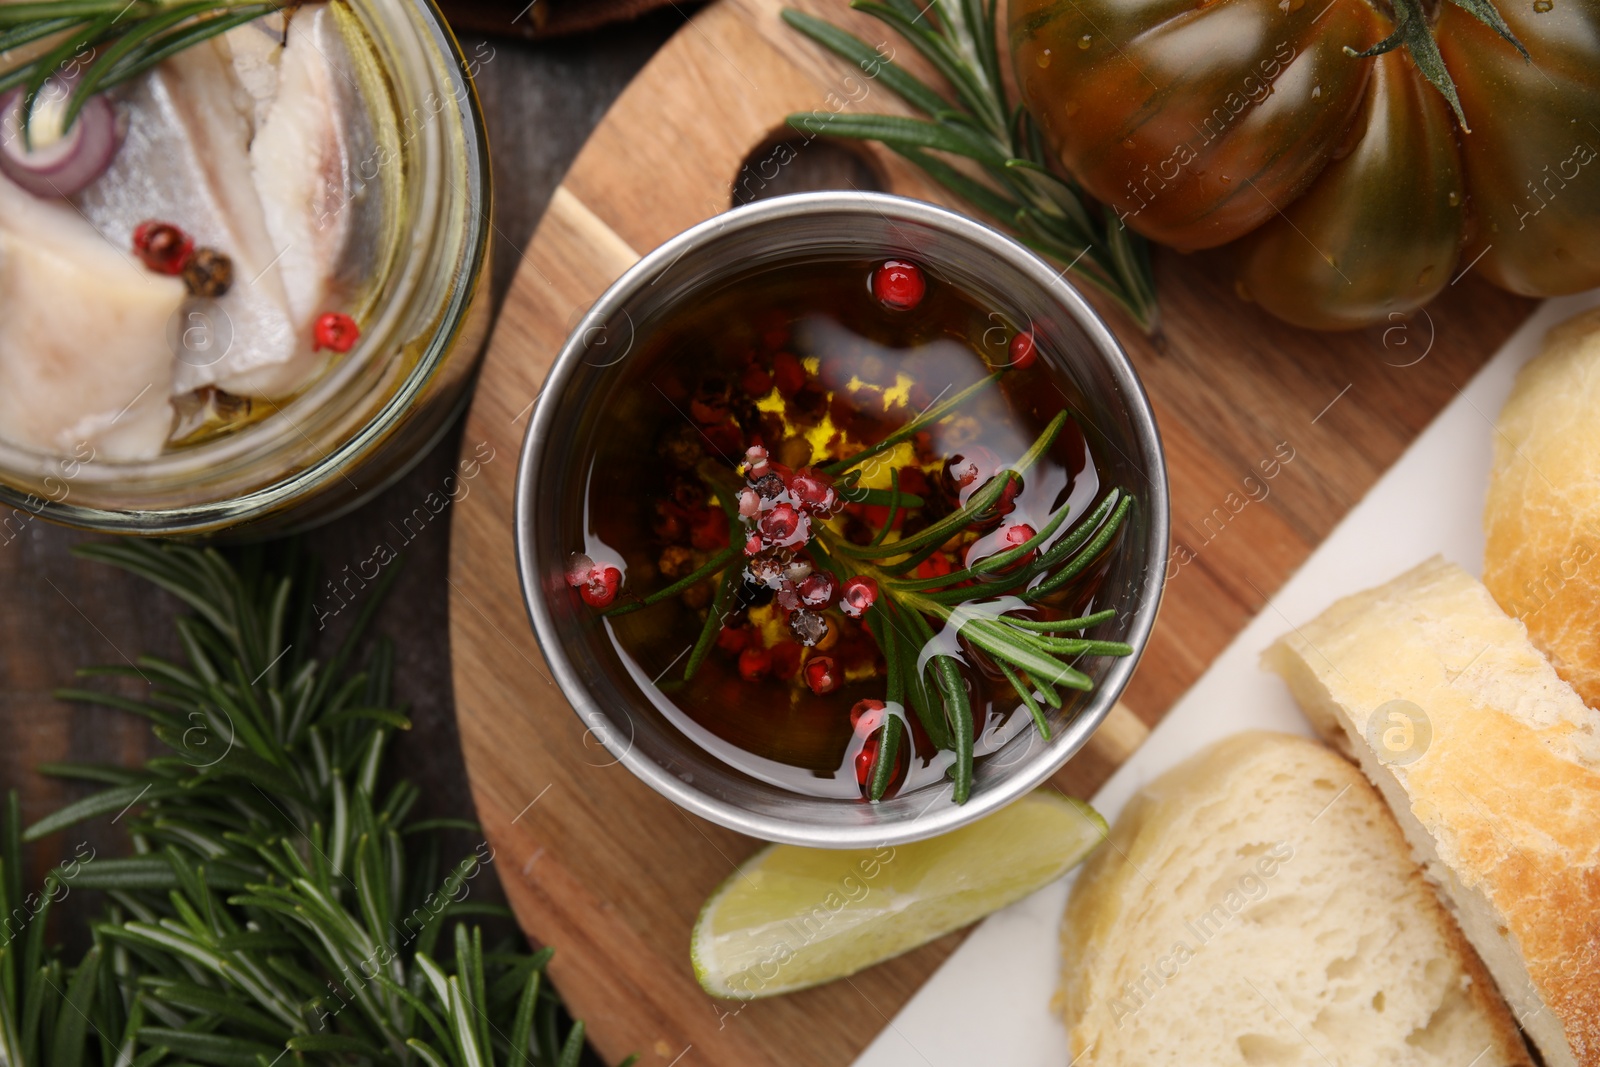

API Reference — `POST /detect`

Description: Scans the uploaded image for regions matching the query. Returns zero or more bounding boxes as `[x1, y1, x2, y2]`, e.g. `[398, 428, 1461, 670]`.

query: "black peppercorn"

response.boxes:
[182, 247, 234, 298]
[752, 472, 786, 499]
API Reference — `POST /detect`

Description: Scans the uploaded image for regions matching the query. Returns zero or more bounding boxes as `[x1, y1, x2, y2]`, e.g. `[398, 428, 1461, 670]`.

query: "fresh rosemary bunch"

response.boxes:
[2, 541, 608, 1067]
[604, 370, 1133, 807]
[0, 0, 287, 133]
[782, 1, 1159, 332]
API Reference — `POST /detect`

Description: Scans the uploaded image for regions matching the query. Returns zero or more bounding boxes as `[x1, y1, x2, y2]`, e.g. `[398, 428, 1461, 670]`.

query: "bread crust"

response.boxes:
[1267, 558, 1600, 1067]
[1484, 306, 1600, 707]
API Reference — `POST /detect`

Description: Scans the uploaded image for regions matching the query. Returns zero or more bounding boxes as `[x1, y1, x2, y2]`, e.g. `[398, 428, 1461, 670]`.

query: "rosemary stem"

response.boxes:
[604, 545, 737, 618]
[831, 410, 1066, 562]
[683, 566, 738, 682]
[822, 371, 1002, 476]
[884, 468, 1078, 592]
[867, 468, 902, 548]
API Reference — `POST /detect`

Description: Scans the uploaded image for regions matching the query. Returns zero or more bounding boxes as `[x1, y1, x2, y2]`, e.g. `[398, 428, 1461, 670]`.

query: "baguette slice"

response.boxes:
[1265, 557, 1600, 1067]
[1060, 730, 1530, 1067]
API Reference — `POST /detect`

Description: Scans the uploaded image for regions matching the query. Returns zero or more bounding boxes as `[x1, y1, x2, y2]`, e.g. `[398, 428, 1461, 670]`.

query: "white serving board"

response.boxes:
[852, 289, 1600, 1067]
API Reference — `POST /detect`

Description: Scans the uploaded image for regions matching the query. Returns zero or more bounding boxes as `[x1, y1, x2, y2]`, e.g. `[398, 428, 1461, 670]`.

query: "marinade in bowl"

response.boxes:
[583, 259, 1114, 802]
[0, 0, 490, 537]
[517, 193, 1168, 848]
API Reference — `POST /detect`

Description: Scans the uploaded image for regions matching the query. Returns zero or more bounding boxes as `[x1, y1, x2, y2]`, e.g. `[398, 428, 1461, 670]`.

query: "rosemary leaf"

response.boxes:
[888, 603, 951, 750]
[507, 966, 540, 1067]
[780, 9, 947, 116]
[0, 0, 161, 21]
[997, 608, 1118, 632]
[137, 1027, 282, 1063]
[0, 17, 78, 60]
[877, 609, 904, 708]
[868, 714, 905, 802]
[837, 410, 1065, 561]
[604, 544, 737, 618]
[1021, 493, 1131, 602]
[868, 468, 904, 548]
[684, 565, 739, 682]
[996, 659, 1051, 739]
[886, 468, 1077, 592]
[931, 655, 973, 803]
[50, 941, 99, 1067]
[558, 1021, 587, 1067]
[1028, 636, 1133, 656]
[22, 784, 178, 842]
[793, 111, 1010, 168]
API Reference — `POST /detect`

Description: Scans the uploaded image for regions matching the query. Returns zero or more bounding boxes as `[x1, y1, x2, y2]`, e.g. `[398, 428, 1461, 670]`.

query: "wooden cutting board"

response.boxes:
[446, 3, 1534, 1062]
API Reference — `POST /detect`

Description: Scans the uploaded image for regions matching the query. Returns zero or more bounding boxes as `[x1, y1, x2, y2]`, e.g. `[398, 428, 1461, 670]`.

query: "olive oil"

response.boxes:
[577, 256, 1118, 801]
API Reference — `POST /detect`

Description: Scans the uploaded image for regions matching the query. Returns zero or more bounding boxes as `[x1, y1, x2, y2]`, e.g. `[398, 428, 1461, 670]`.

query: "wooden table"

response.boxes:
[0, 9, 680, 946]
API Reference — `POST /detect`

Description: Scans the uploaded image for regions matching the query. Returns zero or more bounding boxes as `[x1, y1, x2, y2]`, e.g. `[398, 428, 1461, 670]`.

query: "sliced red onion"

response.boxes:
[249, 12, 289, 40]
[0, 85, 120, 199]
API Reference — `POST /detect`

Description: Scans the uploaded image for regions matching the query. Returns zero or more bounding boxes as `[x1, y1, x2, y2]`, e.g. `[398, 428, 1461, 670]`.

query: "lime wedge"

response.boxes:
[691, 791, 1107, 999]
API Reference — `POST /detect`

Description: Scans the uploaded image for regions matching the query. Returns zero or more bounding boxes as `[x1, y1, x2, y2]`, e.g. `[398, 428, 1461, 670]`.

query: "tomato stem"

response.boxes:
[1348, 0, 1528, 132]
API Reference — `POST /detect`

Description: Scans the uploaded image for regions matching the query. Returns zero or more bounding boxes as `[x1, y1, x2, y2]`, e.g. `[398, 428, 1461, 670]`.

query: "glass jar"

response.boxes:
[0, 0, 491, 538]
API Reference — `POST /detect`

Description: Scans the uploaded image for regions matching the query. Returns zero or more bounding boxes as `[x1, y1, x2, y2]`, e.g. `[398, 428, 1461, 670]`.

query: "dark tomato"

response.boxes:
[1440, 0, 1600, 296]
[1011, 0, 1382, 251]
[1234, 48, 1465, 329]
[1010, 0, 1600, 327]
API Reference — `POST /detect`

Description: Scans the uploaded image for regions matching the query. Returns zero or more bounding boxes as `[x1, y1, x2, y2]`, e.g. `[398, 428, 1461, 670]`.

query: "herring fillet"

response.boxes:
[250, 4, 369, 339]
[75, 37, 311, 398]
[0, 174, 183, 460]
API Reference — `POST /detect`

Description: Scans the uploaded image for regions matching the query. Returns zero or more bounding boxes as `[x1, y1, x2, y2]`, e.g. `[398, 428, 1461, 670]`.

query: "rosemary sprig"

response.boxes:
[0, 0, 288, 135]
[4, 541, 618, 1067]
[823, 391, 1134, 803]
[782, 1, 1159, 332]
[659, 371, 1132, 804]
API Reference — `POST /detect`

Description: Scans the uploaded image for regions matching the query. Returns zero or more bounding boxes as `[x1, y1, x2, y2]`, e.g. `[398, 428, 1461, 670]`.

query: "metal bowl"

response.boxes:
[514, 191, 1167, 848]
